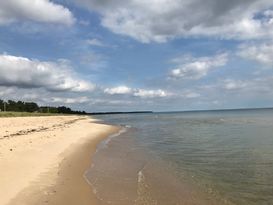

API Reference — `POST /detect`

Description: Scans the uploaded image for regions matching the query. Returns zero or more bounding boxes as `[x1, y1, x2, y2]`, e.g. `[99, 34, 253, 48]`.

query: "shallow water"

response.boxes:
[86, 109, 273, 205]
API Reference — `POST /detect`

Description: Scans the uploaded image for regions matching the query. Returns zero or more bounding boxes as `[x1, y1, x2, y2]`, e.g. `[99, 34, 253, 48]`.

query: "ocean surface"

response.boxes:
[85, 109, 273, 205]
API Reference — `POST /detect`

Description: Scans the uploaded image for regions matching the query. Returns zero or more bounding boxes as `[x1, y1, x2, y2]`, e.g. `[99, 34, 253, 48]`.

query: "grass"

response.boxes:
[0, 112, 60, 118]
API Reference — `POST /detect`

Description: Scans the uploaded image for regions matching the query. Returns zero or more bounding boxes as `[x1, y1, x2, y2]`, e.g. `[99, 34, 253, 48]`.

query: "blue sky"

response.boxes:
[0, 0, 273, 112]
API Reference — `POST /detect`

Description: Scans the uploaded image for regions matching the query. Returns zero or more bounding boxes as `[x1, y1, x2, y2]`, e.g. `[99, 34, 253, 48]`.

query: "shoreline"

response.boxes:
[0, 115, 120, 205]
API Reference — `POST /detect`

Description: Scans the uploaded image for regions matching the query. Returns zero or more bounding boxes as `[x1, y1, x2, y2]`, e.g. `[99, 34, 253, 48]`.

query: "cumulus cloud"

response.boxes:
[0, 54, 94, 92]
[223, 79, 248, 90]
[73, 0, 273, 43]
[170, 53, 228, 79]
[181, 91, 201, 98]
[0, 0, 75, 25]
[238, 42, 273, 66]
[89, 99, 134, 106]
[0, 86, 93, 110]
[202, 77, 273, 94]
[51, 96, 90, 104]
[104, 86, 132, 94]
[104, 86, 169, 98]
[133, 89, 168, 98]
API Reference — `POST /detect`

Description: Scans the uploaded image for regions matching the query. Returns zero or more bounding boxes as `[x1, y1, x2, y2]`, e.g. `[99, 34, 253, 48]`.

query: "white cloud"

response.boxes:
[202, 77, 273, 94]
[87, 38, 105, 47]
[238, 42, 273, 66]
[74, 0, 273, 43]
[0, 86, 93, 109]
[104, 86, 132, 95]
[133, 89, 168, 98]
[0, 54, 95, 92]
[223, 79, 248, 90]
[104, 86, 169, 98]
[89, 99, 133, 106]
[51, 96, 90, 104]
[182, 91, 201, 98]
[0, 0, 75, 26]
[170, 53, 228, 79]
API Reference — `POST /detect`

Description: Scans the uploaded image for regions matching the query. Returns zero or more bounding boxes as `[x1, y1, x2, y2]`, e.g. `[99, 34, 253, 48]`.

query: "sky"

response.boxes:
[0, 0, 273, 112]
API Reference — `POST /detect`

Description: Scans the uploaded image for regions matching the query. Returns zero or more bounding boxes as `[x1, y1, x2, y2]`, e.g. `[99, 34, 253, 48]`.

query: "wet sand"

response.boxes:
[0, 115, 119, 205]
[86, 127, 226, 205]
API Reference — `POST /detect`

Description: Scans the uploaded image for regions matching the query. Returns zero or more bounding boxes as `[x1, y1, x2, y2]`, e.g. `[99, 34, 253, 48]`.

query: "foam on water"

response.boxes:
[96, 126, 129, 151]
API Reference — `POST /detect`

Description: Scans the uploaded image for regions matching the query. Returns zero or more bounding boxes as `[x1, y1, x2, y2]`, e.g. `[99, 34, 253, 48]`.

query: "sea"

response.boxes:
[85, 109, 273, 205]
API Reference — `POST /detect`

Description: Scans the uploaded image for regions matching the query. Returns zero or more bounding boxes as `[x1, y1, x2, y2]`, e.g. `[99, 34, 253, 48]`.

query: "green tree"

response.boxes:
[7, 100, 17, 111]
[57, 106, 72, 114]
[25, 102, 39, 112]
[0, 99, 4, 111]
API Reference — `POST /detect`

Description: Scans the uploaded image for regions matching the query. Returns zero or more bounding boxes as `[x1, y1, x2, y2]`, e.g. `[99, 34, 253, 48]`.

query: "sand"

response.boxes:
[0, 115, 119, 205]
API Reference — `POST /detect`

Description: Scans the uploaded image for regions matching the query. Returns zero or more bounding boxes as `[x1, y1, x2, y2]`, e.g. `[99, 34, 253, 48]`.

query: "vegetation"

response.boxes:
[0, 112, 57, 118]
[0, 99, 86, 115]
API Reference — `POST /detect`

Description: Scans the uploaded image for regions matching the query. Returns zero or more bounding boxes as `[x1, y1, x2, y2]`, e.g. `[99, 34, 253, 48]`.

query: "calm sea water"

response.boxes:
[85, 109, 273, 205]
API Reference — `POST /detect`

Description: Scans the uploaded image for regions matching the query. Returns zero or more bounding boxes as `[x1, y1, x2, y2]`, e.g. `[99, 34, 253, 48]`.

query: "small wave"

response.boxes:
[96, 126, 129, 152]
[137, 169, 145, 183]
[135, 167, 157, 205]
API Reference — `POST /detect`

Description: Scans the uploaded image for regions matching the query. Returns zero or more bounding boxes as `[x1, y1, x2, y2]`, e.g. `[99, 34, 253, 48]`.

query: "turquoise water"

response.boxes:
[86, 109, 273, 205]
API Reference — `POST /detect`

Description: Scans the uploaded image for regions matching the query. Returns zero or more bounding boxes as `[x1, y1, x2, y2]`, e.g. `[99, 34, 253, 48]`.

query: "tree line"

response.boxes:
[0, 99, 86, 114]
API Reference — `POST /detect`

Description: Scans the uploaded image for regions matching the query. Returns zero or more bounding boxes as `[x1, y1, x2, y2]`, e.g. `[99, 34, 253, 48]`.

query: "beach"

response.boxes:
[1, 111, 273, 205]
[0, 115, 119, 205]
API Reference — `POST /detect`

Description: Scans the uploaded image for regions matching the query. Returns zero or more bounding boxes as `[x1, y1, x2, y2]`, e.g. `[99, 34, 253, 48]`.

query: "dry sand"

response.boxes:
[0, 115, 119, 205]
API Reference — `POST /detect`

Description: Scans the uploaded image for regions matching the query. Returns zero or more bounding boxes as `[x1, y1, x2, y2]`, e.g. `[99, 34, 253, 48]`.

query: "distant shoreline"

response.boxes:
[88, 107, 273, 115]
[156, 107, 273, 114]
[88, 111, 153, 115]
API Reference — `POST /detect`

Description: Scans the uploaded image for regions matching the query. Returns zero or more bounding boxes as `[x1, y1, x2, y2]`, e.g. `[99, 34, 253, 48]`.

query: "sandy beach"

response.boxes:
[0, 115, 119, 205]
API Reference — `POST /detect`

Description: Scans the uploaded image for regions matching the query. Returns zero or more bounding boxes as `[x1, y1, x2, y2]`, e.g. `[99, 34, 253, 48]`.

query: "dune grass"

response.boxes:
[0, 112, 60, 118]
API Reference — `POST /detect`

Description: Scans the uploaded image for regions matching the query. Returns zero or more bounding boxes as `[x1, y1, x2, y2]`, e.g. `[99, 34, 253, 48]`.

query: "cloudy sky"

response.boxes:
[1, 0, 273, 112]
